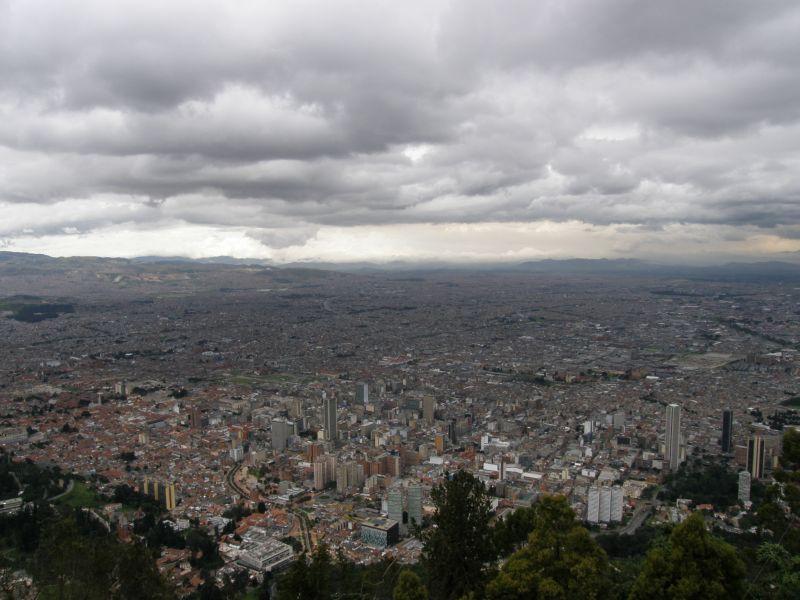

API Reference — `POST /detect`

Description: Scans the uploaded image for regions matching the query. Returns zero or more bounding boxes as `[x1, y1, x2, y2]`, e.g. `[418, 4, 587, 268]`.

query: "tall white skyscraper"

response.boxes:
[599, 487, 612, 522]
[610, 486, 624, 522]
[665, 403, 682, 470]
[586, 487, 600, 523]
[738, 470, 751, 504]
[747, 435, 765, 479]
[323, 395, 338, 442]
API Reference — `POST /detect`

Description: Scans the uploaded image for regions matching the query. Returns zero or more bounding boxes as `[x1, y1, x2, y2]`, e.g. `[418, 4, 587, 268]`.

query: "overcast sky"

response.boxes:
[2, 0, 800, 263]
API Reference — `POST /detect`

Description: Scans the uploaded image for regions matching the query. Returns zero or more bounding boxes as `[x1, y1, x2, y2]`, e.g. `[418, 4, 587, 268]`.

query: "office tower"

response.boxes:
[323, 395, 338, 442]
[313, 459, 327, 490]
[599, 487, 612, 523]
[356, 382, 369, 404]
[434, 434, 445, 455]
[142, 478, 176, 510]
[613, 411, 625, 430]
[407, 484, 422, 528]
[336, 464, 349, 493]
[422, 395, 435, 424]
[747, 435, 765, 479]
[665, 404, 682, 470]
[610, 486, 624, 522]
[271, 418, 294, 451]
[738, 470, 751, 504]
[448, 419, 458, 445]
[388, 487, 404, 533]
[289, 397, 303, 419]
[722, 409, 733, 453]
[586, 487, 600, 523]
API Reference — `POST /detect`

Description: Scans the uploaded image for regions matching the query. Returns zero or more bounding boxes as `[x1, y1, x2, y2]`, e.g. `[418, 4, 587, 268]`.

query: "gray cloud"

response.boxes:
[1, 0, 800, 258]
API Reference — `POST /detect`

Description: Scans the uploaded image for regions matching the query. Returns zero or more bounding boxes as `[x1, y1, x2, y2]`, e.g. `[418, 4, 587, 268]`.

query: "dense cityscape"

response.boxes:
[3, 1, 800, 598]
[1, 253, 799, 597]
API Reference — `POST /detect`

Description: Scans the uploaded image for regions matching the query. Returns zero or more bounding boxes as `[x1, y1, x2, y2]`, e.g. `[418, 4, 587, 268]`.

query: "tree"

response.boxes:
[276, 545, 333, 600]
[492, 505, 536, 557]
[751, 543, 800, 599]
[393, 570, 427, 600]
[781, 429, 800, 470]
[420, 470, 495, 600]
[629, 513, 745, 600]
[486, 495, 608, 600]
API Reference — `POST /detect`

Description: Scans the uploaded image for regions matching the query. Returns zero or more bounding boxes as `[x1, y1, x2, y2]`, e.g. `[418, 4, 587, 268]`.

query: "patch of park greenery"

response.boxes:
[0, 295, 74, 322]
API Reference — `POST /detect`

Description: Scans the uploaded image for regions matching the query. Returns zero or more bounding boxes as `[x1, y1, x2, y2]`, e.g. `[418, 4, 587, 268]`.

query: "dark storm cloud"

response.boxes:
[1, 0, 800, 249]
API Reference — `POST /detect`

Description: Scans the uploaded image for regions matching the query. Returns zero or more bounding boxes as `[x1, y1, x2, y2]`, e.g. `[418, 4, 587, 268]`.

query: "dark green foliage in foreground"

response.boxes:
[492, 505, 536, 557]
[393, 570, 428, 600]
[486, 496, 609, 600]
[629, 513, 746, 600]
[33, 516, 173, 600]
[420, 470, 496, 600]
[276, 544, 414, 600]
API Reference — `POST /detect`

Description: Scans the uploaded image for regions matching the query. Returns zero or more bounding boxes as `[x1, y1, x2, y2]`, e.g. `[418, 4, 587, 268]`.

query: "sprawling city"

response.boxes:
[1, 253, 799, 597]
[3, 1, 800, 598]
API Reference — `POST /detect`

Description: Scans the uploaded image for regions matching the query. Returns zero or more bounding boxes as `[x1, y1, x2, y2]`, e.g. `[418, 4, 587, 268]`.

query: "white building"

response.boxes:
[237, 528, 294, 573]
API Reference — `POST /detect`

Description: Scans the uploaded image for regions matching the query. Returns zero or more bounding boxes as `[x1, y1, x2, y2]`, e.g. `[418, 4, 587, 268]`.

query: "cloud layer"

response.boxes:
[2, 0, 800, 261]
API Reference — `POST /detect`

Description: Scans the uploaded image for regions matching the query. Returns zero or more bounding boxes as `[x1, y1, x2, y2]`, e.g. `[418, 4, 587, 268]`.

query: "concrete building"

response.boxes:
[610, 486, 624, 522]
[422, 396, 435, 424]
[407, 484, 423, 528]
[738, 470, 751, 504]
[356, 382, 369, 404]
[271, 418, 295, 451]
[747, 435, 765, 479]
[237, 528, 294, 573]
[665, 404, 682, 471]
[387, 487, 404, 533]
[599, 487, 612, 522]
[587, 487, 600, 523]
[586, 485, 623, 524]
[323, 395, 338, 443]
[142, 478, 177, 510]
[360, 517, 399, 548]
[722, 409, 733, 454]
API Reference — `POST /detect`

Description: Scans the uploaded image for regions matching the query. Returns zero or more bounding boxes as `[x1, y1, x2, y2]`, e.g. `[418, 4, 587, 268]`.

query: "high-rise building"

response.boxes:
[422, 396, 435, 424]
[613, 411, 625, 430]
[189, 406, 201, 429]
[434, 433, 445, 455]
[313, 459, 327, 490]
[747, 435, 765, 479]
[610, 486, 624, 522]
[722, 409, 733, 453]
[271, 418, 294, 451]
[323, 395, 338, 443]
[599, 487, 612, 522]
[289, 397, 304, 420]
[448, 419, 458, 445]
[356, 382, 369, 404]
[142, 478, 177, 510]
[387, 487, 404, 533]
[586, 485, 622, 524]
[407, 484, 422, 528]
[665, 404, 682, 470]
[738, 470, 751, 504]
[586, 487, 600, 523]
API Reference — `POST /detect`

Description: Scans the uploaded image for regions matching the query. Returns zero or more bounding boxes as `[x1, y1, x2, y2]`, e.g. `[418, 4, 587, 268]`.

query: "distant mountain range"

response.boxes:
[4, 251, 800, 282]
